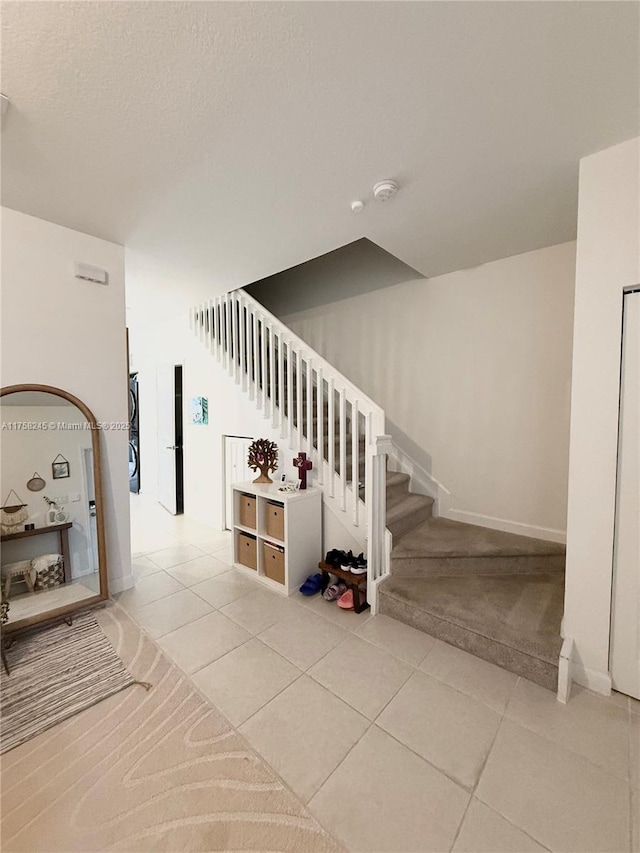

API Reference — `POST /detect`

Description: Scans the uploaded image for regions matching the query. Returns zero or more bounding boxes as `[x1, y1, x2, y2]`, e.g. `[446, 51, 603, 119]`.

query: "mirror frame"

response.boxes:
[1, 383, 109, 633]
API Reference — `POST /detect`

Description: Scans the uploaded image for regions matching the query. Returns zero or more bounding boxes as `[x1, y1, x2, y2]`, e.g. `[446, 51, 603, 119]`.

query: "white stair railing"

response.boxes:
[191, 288, 391, 603]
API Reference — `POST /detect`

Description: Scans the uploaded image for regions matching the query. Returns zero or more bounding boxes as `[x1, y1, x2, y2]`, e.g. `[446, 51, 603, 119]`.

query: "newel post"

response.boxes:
[366, 433, 392, 612]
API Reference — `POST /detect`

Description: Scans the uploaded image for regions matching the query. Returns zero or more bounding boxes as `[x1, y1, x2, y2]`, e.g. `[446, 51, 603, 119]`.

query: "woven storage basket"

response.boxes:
[32, 554, 64, 590]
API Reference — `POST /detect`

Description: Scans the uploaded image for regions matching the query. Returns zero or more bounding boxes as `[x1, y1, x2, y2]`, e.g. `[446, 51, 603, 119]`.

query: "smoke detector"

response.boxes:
[351, 200, 364, 213]
[373, 179, 399, 201]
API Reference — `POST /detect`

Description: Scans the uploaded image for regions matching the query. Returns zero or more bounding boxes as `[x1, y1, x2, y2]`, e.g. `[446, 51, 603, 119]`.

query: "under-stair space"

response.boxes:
[379, 472, 565, 690]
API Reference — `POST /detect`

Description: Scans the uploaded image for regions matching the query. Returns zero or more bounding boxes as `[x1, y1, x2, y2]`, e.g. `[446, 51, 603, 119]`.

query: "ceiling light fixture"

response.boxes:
[373, 179, 399, 201]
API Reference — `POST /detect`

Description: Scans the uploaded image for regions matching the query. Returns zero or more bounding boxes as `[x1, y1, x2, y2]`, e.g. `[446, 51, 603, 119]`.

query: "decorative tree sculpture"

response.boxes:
[248, 439, 278, 484]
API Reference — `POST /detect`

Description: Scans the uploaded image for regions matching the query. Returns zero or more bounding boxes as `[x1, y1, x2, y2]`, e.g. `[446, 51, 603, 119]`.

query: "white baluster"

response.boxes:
[251, 308, 258, 403]
[223, 294, 230, 371]
[364, 414, 373, 544]
[306, 358, 313, 457]
[279, 333, 286, 439]
[316, 367, 324, 485]
[210, 300, 216, 350]
[240, 296, 247, 391]
[204, 301, 210, 349]
[339, 389, 346, 511]
[328, 378, 335, 497]
[230, 293, 238, 382]
[261, 317, 268, 416]
[215, 299, 222, 362]
[352, 399, 359, 526]
[287, 341, 294, 448]
[271, 328, 278, 430]
[296, 349, 302, 450]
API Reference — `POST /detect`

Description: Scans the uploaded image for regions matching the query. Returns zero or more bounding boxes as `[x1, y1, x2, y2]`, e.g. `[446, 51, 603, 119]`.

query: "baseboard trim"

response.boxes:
[441, 507, 567, 544]
[557, 636, 573, 703]
[109, 572, 135, 594]
[388, 443, 567, 544]
[570, 661, 612, 696]
[388, 445, 451, 504]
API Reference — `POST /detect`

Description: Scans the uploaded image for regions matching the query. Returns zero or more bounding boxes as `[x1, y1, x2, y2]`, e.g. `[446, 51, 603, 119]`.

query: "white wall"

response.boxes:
[126, 254, 363, 557]
[126, 272, 296, 527]
[564, 137, 640, 693]
[281, 241, 576, 540]
[1, 208, 132, 592]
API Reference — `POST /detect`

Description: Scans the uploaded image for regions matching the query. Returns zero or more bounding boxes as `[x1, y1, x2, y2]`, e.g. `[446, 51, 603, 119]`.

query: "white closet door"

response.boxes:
[610, 290, 640, 699]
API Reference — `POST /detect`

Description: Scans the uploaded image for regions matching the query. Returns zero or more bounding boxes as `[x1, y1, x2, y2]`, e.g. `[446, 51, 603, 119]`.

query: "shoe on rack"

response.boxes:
[325, 549, 346, 568]
[337, 589, 354, 610]
[350, 553, 367, 575]
[340, 550, 355, 571]
[323, 581, 348, 601]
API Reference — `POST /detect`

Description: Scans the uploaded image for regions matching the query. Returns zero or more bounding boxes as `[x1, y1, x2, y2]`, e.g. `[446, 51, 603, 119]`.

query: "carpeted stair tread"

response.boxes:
[391, 516, 566, 559]
[386, 470, 411, 502]
[385, 493, 434, 540]
[379, 572, 564, 689]
[386, 471, 411, 490]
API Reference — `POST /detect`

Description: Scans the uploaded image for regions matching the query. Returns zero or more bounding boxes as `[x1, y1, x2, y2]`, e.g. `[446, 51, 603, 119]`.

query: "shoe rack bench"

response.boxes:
[318, 561, 369, 613]
[231, 482, 321, 596]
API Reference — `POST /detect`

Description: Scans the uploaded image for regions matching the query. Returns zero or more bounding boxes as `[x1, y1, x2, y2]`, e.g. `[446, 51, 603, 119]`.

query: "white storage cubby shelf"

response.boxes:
[231, 481, 322, 595]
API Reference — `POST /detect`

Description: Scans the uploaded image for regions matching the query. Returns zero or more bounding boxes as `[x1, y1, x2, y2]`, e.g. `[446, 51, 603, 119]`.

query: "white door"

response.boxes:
[157, 364, 183, 515]
[224, 436, 254, 529]
[610, 289, 640, 699]
[82, 446, 99, 573]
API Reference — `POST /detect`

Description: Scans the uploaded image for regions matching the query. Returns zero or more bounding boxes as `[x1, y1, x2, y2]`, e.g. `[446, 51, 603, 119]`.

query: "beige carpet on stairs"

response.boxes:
[0, 602, 341, 853]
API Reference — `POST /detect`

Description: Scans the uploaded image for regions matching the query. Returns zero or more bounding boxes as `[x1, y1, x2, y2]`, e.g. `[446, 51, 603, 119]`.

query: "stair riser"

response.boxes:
[390, 554, 566, 577]
[378, 592, 558, 691]
[386, 478, 411, 503]
[387, 505, 434, 541]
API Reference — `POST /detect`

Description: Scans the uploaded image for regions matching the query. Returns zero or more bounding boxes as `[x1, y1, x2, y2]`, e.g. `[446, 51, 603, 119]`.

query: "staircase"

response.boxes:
[379, 468, 565, 690]
[192, 288, 392, 607]
[193, 289, 565, 692]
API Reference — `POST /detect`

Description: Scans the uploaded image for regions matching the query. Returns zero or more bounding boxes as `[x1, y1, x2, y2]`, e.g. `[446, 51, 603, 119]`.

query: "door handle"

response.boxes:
[166, 445, 177, 450]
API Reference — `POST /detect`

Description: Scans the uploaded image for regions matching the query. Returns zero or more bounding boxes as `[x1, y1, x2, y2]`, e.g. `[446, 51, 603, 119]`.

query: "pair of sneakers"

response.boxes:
[340, 551, 367, 576]
[323, 549, 368, 576]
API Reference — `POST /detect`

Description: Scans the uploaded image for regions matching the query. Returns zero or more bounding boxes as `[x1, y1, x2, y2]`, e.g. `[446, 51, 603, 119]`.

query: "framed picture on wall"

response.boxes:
[52, 455, 70, 479]
[190, 396, 208, 425]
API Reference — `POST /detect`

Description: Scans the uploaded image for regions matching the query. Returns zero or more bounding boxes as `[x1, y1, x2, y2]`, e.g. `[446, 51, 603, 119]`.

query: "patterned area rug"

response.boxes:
[0, 602, 341, 852]
[1, 611, 135, 754]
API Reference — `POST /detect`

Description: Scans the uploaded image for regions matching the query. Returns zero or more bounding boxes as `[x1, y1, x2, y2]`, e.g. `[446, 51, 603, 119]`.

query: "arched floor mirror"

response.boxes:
[1, 384, 108, 635]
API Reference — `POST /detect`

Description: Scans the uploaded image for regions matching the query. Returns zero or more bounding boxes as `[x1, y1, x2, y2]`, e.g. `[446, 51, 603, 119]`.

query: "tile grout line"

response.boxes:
[474, 677, 633, 853]
[499, 707, 633, 787]
[449, 674, 551, 853]
[446, 693, 512, 851]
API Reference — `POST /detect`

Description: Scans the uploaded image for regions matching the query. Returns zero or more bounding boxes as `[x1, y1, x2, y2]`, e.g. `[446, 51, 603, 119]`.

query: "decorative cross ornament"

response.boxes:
[293, 451, 312, 489]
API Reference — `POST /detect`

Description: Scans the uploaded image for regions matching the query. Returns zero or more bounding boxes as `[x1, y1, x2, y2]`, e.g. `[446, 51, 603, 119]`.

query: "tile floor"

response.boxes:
[122, 495, 639, 852]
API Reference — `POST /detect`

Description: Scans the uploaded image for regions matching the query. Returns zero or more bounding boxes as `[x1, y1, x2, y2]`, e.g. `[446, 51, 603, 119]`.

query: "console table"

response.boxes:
[1, 523, 72, 584]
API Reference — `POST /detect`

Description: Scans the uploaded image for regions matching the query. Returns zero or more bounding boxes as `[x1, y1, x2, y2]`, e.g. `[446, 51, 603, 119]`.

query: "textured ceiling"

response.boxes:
[1, 1, 638, 301]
